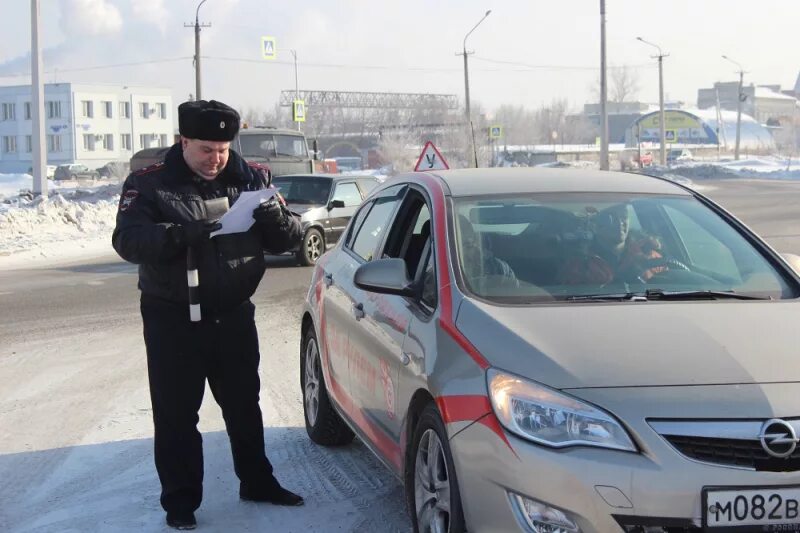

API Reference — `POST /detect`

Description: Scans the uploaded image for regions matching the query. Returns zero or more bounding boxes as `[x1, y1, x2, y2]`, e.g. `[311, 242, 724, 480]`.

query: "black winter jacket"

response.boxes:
[112, 143, 301, 312]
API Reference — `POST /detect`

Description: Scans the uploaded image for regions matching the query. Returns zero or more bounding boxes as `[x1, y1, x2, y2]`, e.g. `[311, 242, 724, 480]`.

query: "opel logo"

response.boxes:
[758, 419, 798, 458]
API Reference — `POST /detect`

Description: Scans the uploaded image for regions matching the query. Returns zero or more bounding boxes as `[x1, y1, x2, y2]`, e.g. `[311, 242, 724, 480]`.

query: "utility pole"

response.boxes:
[459, 10, 491, 168]
[185, 0, 211, 101]
[599, 0, 609, 170]
[722, 55, 745, 161]
[288, 49, 300, 131]
[637, 37, 668, 166]
[31, 0, 46, 197]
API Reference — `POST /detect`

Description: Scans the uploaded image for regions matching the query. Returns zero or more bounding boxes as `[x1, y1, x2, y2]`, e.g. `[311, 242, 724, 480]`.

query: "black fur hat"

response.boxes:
[178, 100, 240, 141]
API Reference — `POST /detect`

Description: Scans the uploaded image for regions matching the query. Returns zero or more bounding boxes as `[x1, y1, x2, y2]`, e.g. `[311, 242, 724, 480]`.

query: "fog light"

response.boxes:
[510, 493, 581, 533]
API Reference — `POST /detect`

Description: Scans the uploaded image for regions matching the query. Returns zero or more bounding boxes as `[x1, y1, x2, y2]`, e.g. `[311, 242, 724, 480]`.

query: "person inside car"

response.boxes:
[457, 214, 519, 288]
[559, 203, 666, 286]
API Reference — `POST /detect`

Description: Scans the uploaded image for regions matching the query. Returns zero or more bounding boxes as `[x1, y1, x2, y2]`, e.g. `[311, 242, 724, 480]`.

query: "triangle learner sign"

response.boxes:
[414, 141, 449, 172]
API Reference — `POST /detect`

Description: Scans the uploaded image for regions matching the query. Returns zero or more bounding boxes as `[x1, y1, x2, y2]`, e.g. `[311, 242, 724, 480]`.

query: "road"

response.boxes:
[0, 178, 799, 532]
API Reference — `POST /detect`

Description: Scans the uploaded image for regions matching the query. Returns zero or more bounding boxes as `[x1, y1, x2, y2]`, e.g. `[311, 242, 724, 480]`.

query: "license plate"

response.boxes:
[703, 486, 800, 529]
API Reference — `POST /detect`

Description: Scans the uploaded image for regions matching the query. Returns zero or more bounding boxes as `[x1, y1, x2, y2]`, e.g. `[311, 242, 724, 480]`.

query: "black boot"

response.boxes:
[240, 483, 304, 506]
[166, 511, 197, 530]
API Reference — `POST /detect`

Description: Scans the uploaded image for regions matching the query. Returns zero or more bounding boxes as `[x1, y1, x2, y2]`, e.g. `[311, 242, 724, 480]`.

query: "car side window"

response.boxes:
[332, 182, 362, 207]
[420, 247, 437, 310]
[350, 195, 402, 261]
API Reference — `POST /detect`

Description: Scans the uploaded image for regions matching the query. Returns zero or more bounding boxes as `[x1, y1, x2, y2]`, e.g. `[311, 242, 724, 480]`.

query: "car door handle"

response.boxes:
[402, 352, 419, 365]
[323, 272, 333, 287]
[352, 302, 365, 320]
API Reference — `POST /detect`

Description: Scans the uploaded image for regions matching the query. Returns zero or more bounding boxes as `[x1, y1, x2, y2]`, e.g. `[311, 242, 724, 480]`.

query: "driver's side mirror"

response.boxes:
[354, 258, 417, 297]
[327, 199, 345, 210]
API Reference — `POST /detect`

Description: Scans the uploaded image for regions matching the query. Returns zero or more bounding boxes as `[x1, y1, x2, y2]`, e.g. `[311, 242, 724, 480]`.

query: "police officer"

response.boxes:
[112, 100, 303, 530]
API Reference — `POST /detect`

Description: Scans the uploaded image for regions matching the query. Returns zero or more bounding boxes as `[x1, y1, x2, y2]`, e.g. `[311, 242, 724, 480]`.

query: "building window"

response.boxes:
[121, 134, 131, 151]
[160, 134, 168, 147]
[2, 136, 17, 153]
[83, 134, 96, 151]
[25, 135, 32, 153]
[24, 102, 31, 120]
[2, 103, 16, 121]
[139, 134, 151, 149]
[81, 100, 93, 118]
[139, 102, 150, 119]
[47, 101, 62, 119]
[158, 103, 167, 119]
[47, 134, 62, 153]
[103, 101, 113, 118]
[119, 101, 130, 118]
[103, 134, 114, 150]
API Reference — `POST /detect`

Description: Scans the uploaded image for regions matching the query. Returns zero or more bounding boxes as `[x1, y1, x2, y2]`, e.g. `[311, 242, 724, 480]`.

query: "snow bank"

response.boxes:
[656, 157, 800, 181]
[0, 177, 120, 268]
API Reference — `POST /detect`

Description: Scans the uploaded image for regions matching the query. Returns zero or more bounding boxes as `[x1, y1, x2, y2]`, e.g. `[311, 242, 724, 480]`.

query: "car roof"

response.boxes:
[273, 173, 378, 181]
[238, 128, 305, 136]
[418, 168, 692, 197]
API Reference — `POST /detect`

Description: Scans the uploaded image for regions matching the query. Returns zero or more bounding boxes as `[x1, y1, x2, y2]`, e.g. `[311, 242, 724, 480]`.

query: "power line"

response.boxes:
[0, 57, 193, 78]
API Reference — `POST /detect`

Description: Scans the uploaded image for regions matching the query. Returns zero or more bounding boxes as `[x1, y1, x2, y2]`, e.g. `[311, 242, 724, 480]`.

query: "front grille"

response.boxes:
[613, 515, 701, 532]
[665, 435, 800, 472]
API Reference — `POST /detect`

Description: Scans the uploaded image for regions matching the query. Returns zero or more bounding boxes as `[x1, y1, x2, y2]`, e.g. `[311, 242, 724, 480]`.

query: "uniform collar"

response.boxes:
[164, 143, 248, 185]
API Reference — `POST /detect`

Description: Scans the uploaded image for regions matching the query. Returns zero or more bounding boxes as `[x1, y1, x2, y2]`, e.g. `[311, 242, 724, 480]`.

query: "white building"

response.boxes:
[0, 83, 175, 173]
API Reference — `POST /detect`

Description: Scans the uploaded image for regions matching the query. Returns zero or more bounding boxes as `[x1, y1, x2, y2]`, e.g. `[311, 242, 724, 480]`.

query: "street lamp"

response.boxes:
[285, 49, 300, 131]
[599, 0, 608, 170]
[189, 0, 210, 101]
[722, 55, 745, 161]
[461, 10, 491, 168]
[637, 37, 668, 166]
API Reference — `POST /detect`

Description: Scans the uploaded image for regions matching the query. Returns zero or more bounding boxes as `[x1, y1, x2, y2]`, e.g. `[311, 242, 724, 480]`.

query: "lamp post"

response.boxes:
[637, 37, 668, 166]
[460, 10, 491, 168]
[599, 0, 608, 170]
[288, 49, 300, 131]
[185, 0, 210, 101]
[30, 0, 46, 197]
[722, 55, 745, 161]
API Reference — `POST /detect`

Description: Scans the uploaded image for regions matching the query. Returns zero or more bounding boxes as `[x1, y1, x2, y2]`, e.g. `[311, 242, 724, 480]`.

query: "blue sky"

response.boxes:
[0, 0, 797, 116]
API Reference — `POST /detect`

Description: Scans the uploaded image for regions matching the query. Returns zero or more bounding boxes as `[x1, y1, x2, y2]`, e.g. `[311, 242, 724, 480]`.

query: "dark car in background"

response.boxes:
[53, 163, 100, 180]
[272, 174, 380, 265]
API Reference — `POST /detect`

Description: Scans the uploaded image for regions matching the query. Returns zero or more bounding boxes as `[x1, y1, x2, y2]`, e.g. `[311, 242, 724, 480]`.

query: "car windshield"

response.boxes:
[237, 133, 308, 159]
[272, 176, 332, 205]
[452, 192, 797, 304]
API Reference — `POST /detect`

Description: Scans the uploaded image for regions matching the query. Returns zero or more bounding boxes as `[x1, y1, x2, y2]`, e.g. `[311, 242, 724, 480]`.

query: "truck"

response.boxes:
[233, 127, 314, 176]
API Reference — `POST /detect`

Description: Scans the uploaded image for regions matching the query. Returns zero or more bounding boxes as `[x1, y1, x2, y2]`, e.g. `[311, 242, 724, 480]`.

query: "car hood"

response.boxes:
[285, 203, 324, 216]
[456, 299, 800, 389]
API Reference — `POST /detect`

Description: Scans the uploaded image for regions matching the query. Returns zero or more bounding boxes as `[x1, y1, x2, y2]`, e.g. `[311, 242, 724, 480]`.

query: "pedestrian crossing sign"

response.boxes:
[293, 100, 306, 122]
[489, 125, 502, 139]
[261, 36, 276, 60]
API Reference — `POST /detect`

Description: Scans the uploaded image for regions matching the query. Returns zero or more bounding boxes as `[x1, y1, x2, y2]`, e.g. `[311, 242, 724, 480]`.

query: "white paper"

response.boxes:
[210, 188, 278, 237]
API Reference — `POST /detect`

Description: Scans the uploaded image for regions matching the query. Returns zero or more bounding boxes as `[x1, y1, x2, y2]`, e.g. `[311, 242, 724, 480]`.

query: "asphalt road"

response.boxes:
[1, 177, 800, 532]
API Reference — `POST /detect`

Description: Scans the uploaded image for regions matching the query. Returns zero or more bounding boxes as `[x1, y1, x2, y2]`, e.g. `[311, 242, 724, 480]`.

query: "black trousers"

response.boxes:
[141, 297, 277, 513]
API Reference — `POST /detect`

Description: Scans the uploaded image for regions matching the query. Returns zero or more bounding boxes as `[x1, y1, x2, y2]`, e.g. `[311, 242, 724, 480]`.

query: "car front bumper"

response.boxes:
[449, 385, 800, 533]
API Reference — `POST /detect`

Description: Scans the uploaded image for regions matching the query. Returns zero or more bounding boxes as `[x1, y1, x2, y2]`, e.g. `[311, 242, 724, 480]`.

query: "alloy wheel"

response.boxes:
[304, 337, 320, 427]
[414, 429, 451, 533]
[306, 233, 322, 262]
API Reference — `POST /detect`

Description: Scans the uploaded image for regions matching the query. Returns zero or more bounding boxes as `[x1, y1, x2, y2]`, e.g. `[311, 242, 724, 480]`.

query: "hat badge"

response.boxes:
[220, 121, 225, 129]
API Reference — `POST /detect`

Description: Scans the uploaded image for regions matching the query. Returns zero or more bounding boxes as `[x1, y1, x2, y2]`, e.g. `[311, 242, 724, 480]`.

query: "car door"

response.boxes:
[325, 181, 362, 247]
[324, 184, 406, 466]
[347, 187, 432, 452]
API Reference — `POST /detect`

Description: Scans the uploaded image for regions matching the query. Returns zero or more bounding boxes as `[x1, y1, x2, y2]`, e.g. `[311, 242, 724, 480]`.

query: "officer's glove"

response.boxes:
[253, 199, 287, 230]
[174, 220, 222, 247]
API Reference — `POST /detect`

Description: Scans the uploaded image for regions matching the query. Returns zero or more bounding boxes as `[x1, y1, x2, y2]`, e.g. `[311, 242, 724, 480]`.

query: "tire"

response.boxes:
[297, 228, 324, 266]
[406, 403, 466, 533]
[300, 326, 354, 446]
[70, 174, 77, 179]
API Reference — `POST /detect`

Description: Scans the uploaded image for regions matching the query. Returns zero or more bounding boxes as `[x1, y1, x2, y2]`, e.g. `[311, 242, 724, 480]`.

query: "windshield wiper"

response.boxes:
[565, 293, 644, 302]
[565, 289, 770, 302]
[643, 289, 771, 301]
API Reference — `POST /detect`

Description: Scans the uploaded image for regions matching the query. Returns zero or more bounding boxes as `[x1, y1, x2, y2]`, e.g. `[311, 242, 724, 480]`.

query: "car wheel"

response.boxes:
[70, 174, 77, 179]
[300, 325, 354, 446]
[406, 403, 466, 533]
[297, 228, 324, 266]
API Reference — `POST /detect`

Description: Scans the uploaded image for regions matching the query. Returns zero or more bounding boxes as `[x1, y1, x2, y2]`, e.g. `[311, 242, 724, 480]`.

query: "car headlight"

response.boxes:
[487, 368, 636, 452]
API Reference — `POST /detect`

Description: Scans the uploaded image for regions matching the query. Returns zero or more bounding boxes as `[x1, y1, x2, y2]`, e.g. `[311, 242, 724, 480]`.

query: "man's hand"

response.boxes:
[175, 220, 222, 247]
[253, 199, 287, 230]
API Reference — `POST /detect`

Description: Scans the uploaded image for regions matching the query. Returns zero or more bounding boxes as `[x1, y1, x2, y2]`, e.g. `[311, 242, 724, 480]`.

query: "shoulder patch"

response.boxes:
[119, 189, 139, 212]
[133, 161, 165, 176]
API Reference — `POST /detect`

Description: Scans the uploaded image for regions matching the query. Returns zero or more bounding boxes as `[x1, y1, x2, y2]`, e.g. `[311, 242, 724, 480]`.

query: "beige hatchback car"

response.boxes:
[301, 168, 800, 533]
